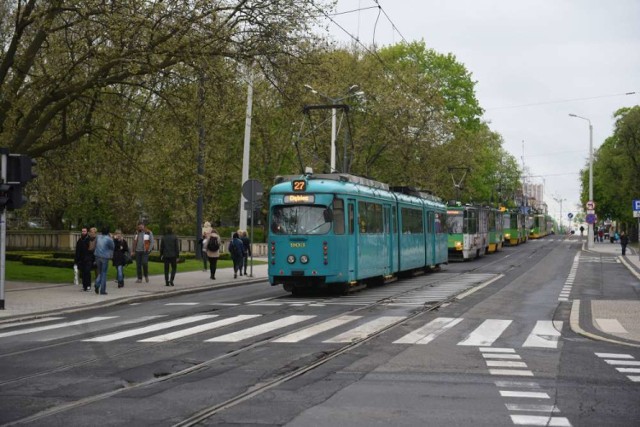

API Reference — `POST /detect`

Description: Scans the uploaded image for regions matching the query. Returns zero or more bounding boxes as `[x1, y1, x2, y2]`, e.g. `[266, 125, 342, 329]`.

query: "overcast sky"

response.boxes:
[321, 0, 640, 227]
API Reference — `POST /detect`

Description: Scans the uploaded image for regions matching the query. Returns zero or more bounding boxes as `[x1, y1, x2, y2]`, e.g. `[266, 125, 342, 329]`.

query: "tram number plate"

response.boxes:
[292, 180, 306, 191]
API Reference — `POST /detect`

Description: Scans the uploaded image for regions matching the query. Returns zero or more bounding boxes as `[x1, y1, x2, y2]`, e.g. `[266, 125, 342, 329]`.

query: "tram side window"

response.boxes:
[435, 212, 444, 234]
[488, 211, 496, 232]
[333, 198, 345, 235]
[358, 201, 383, 234]
[401, 207, 423, 234]
[348, 203, 354, 234]
[427, 211, 434, 234]
[465, 210, 477, 234]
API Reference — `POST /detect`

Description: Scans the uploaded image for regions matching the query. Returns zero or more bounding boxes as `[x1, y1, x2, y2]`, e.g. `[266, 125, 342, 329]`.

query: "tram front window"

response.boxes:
[446, 213, 463, 234]
[271, 205, 332, 235]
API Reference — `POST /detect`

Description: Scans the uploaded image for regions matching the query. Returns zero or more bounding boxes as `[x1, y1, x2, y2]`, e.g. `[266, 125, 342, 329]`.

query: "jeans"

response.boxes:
[136, 252, 150, 279]
[95, 257, 110, 293]
[116, 265, 124, 283]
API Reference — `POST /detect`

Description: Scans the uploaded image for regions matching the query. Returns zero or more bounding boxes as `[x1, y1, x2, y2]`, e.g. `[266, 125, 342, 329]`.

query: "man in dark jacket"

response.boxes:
[160, 226, 180, 286]
[620, 232, 629, 256]
[229, 232, 245, 279]
[74, 227, 93, 291]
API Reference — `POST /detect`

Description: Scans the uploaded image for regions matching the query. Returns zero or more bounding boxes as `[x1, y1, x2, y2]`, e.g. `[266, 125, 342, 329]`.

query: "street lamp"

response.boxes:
[553, 196, 566, 233]
[304, 84, 364, 172]
[569, 113, 593, 248]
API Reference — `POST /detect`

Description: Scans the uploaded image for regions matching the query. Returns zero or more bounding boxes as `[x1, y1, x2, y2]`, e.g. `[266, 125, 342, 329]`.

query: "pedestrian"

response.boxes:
[74, 227, 93, 291]
[620, 232, 629, 256]
[88, 227, 98, 284]
[228, 232, 245, 278]
[112, 229, 129, 288]
[132, 222, 154, 283]
[239, 229, 251, 276]
[204, 229, 221, 280]
[598, 228, 604, 242]
[200, 221, 213, 272]
[160, 226, 180, 287]
[94, 227, 114, 295]
[579, 225, 584, 236]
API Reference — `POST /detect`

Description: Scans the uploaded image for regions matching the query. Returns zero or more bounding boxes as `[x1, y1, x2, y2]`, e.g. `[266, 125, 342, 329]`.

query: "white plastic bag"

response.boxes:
[73, 264, 79, 286]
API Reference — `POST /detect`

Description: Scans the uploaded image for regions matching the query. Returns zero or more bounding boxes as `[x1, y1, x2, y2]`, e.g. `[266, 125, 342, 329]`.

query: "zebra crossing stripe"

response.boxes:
[0, 317, 65, 330]
[205, 315, 316, 342]
[489, 369, 534, 377]
[393, 317, 463, 345]
[83, 315, 217, 342]
[273, 315, 361, 343]
[500, 391, 550, 399]
[323, 316, 405, 343]
[487, 360, 528, 368]
[458, 319, 512, 346]
[510, 415, 571, 426]
[595, 353, 633, 359]
[505, 404, 560, 413]
[138, 315, 261, 342]
[522, 321, 562, 349]
[482, 353, 522, 360]
[0, 317, 117, 339]
[616, 368, 640, 373]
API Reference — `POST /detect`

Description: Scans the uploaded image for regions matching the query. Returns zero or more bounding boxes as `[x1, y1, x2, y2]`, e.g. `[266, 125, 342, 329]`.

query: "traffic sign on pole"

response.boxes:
[586, 213, 597, 224]
[633, 200, 640, 211]
[567, 213, 573, 219]
[586, 200, 595, 210]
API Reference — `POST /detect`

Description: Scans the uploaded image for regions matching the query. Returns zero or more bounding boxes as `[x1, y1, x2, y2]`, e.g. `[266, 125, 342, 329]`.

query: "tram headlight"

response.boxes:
[300, 255, 309, 264]
[454, 241, 462, 250]
[287, 255, 296, 264]
[504, 233, 511, 240]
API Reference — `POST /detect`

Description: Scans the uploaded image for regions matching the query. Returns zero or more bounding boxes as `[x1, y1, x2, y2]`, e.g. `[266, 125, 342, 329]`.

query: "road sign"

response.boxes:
[633, 200, 640, 211]
[585, 213, 597, 224]
[634, 211, 640, 218]
[586, 200, 595, 210]
[242, 179, 263, 201]
[567, 213, 573, 219]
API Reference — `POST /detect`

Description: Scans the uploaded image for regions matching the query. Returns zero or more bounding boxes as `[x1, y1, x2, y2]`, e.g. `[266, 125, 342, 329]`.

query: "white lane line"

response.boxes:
[487, 361, 528, 368]
[628, 376, 640, 382]
[139, 315, 260, 342]
[0, 317, 65, 330]
[595, 353, 633, 359]
[208, 303, 240, 306]
[505, 404, 560, 413]
[0, 317, 117, 338]
[511, 415, 571, 426]
[324, 316, 405, 343]
[495, 380, 541, 389]
[39, 315, 167, 342]
[616, 368, 640, 373]
[458, 319, 512, 346]
[594, 318, 628, 334]
[605, 360, 640, 366]
[482, 353, 522, 360]
[84, 315, 216, 342]
[500, 391, 550, 399]
[165, 303, 200, 306]
[393, 317, 463, 344]
[205, 315, 315, 342]
[489, 369, 534, 377]
[522, 321, 562, 349]
[274, 315, 361, 343]
[480, 347, 515, 353]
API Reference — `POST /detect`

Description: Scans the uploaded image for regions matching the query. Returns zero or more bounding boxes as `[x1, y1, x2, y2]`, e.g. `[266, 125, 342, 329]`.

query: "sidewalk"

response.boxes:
[573, 238, 640, 347]
[0, 260, 270, 323]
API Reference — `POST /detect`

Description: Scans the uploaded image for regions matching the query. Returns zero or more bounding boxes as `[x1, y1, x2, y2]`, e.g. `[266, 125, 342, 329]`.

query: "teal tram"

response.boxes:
[268, 172, 448, 294]
[446, 204, 489, 260]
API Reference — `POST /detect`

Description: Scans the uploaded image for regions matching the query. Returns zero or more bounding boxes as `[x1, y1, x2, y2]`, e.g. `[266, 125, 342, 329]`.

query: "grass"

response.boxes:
[6, 258, 263, 284]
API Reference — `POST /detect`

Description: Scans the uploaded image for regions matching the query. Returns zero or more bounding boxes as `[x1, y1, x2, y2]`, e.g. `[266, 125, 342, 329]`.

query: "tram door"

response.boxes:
[384, 205, 393, 275]
[426, 210, 435, 265]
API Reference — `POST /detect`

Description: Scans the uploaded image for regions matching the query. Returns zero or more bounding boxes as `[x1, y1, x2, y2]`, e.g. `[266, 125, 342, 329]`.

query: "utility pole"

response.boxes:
[239, 65, 254, 231]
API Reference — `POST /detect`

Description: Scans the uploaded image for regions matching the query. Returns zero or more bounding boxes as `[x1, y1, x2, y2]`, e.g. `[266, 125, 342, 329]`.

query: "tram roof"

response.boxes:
[274, 173, 390, 190]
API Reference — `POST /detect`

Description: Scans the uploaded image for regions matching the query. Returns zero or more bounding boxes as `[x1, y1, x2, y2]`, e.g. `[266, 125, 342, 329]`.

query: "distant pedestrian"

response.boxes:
[228, 232, 245, 278]
[112, 230, 129, 288]
[579, 225, 584, 236]
[204, 229, 221, 280]
[94, 227, 114, 295]
[598, 229, 604, 242]
[74, 227, 93, 291]
[88, 227, 98, 284]
[197, 234, 208, 272]
[160, 226, 180, 287]
[239, 229, 251, 276]
[133, 222, 154, 283]
[620, 232, 629, 256]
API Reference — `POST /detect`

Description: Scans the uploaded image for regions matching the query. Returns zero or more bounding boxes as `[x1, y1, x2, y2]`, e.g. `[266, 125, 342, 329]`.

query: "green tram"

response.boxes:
[502, 210, 526, 245]
[446, 205, 489, 260]
[529, 214, 550, 239]
[487, 208, 504, 253]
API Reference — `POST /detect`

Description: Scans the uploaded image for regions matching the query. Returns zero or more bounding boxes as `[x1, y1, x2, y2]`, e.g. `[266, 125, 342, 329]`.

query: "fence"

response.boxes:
[5, 231, 269, 257]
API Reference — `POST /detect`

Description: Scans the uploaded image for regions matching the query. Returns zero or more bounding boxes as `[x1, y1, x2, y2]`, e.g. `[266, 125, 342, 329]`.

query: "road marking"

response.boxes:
[482, 353, 522, 360]
[0, 317, 117, 338]
[495, 380, 541, 388]
[39, 315, 167, 342]
[205, 315, 315, 342]
[393, 317, 463, 345]
[165, 303, 200, 306]
[594, 318, 628, 334]
[481, 347, 516, 353]
[274, 315, 361, 343]
[522, 321, 562, 348]
[139, 315, 260, 342]
[505, 404, 560, 413]
[84, 315, 216, 342]
[628, 376, 640, 382]
[458, 319, 512, 346]
[500, 391, 550, 399]
[616, 368, 640, 373]
[510, 415, 571, 426]
[595, 353, 633, 359]
[604, 360, 640, 366]
[0, 317, 65, 330]
[324, 316, 405, 343]
[489, 369, 534, 376]
[487, 361, 528, 368]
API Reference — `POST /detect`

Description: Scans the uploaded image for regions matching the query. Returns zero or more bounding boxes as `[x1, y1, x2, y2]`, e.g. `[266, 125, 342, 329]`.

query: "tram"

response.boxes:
[446, 204, 489, 260]
[503, 210, 526, 245]
[487, 208, 504, 253]
[267, 172, 448, 294]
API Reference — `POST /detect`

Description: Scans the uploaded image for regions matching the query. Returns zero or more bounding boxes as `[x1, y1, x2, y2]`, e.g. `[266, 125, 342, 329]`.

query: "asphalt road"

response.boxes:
[0, 236, 638, 426]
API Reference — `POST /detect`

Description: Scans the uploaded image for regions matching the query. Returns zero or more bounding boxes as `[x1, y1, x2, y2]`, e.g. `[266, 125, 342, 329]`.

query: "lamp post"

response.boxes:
[569, 113, 593, 248]
[304, 85, 364, 172]
[553, 196, 566, 234]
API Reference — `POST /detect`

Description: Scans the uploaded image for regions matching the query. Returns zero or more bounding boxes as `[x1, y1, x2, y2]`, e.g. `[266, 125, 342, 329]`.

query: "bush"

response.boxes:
[21, 255, 74, 268]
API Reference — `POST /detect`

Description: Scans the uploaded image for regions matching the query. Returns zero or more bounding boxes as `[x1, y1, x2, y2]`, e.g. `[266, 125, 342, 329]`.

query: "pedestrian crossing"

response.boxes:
[0, 312, 566, 350]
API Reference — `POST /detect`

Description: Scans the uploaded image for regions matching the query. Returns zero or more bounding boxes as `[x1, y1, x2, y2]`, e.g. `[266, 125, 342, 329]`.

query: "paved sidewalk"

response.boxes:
[0, 261, 270, 322]
[574, 238, 640, 347]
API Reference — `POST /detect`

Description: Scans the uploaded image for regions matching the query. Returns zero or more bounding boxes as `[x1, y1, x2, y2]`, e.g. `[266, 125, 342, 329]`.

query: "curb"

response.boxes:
[569, 300, 640, 348]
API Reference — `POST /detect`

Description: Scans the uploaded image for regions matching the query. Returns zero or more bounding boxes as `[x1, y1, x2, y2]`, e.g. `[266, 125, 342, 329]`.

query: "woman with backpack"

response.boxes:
[229, 232, 245, 278]
[204, 229, 221, 280]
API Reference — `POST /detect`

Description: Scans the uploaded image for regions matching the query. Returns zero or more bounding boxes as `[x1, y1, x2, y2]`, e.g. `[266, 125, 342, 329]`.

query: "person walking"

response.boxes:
[620, 232, 629, 256]
[132, 222, 154, 283]
[74, 227, 93, 291]
[204, 229, 221, 280]
[160, 226, 180, 286]
[112, 229, 129, 288]
[240, 229, 251, 276]
[228, 232, 245, 278]
[94, 227, 114, 295]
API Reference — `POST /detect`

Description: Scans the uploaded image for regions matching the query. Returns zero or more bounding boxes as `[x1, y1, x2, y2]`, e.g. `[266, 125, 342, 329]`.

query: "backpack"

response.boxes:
[207, 236, 220, 252]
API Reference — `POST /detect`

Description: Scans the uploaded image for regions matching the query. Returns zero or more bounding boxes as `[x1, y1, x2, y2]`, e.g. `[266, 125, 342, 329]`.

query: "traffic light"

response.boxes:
[1, 153, 37, 211]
